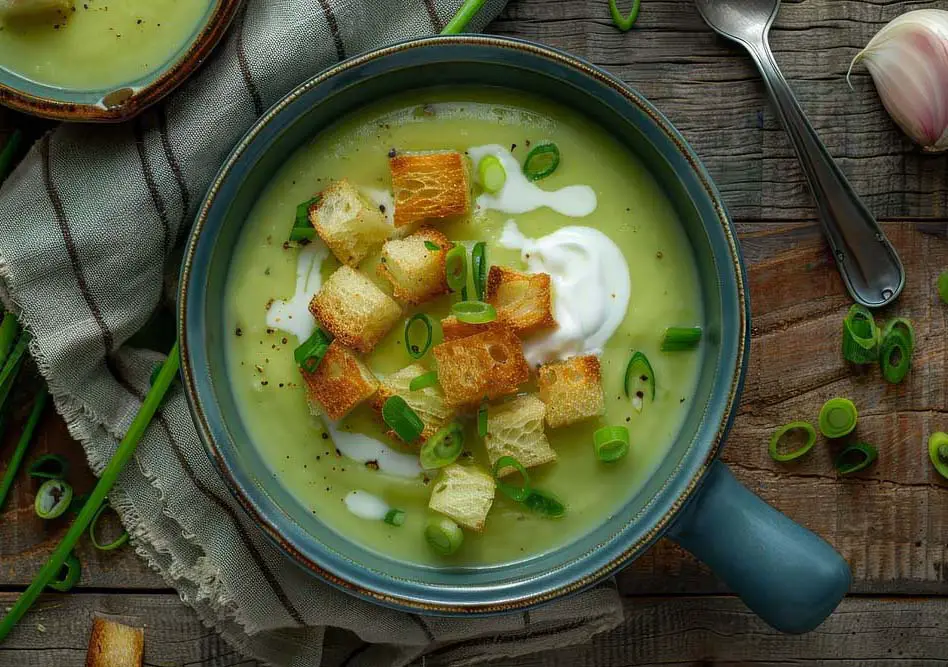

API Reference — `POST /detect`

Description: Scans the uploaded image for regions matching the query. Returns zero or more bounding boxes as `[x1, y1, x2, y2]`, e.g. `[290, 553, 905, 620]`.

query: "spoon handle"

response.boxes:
[746, 39, 905, 308]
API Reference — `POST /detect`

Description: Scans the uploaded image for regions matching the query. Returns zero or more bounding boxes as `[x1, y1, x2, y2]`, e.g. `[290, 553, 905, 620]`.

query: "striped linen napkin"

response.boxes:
[0, 1, 624, 665]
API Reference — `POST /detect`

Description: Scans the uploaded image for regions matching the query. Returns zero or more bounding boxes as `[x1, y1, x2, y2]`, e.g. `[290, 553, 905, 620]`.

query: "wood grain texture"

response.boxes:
[488, 0, 948, 222]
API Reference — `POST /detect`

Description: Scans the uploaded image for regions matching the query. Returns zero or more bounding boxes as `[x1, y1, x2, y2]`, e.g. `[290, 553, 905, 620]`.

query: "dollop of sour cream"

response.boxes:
[266, 242, 328, 343]
[468, 145, 597, 218]
[343, 490, 390, 520]
[500, 220, 631, 367]
[324, 419, 422, 479]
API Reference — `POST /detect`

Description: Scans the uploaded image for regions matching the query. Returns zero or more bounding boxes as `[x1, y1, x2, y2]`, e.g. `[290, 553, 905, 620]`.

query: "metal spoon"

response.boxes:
[695, 0, 904, 308]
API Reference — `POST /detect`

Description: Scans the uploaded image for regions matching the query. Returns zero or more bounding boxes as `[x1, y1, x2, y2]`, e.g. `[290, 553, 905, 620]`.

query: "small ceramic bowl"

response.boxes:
[0, 0, 242, 122]
[179, 35, 850, 633]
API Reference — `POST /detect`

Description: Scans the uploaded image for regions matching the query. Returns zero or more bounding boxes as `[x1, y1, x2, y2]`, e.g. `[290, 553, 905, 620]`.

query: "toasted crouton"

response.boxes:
[486, 266, 556, 336]
[378, 227, 451, 304]
[428, 464, 495, 532]
[309, 179, 391, 267]
[440, 317, 502, 341]
[302, 341, 379, 420]
[433, 326, 530, 407]
[485, 394, 556, 470]
[390, 151, 471, 227]
[538, 355, 604, 428]
[310, 265, 402, 353]
[85, 616, 144, 667]
[370, 364, 453, 440]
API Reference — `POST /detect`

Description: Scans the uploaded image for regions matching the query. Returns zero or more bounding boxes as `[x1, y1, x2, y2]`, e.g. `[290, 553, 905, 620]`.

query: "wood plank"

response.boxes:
[488, 0, 948, 222]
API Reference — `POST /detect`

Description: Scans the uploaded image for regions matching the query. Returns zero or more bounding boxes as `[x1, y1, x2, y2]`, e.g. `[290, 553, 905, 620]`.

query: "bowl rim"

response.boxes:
[179, 33, 750, 614]
[0, 0, 243, 122]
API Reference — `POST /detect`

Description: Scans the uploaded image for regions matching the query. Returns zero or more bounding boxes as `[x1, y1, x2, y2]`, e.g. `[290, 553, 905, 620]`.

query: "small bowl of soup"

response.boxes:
[180, 36, 850, 633]
[0, 0, 242, 121]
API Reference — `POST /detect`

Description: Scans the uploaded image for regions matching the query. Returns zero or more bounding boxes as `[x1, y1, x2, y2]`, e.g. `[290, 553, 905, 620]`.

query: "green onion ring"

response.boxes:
[450, 301, 497, 324]
[879, 327, 912, 384]
[881, 317, 915, 354]
[818, 397, 858, 439]
[522, 489, 566, 518]
[382, 396, 425, 443]
[48, 552, 81, 593]
[29, 454, 69, 480]
[660, 326, 702, 352]
[477, 401, 488, 438]
[445, 245, 468, 293]
[522, 142, 560, 181]
[768, 421, 817, 462]
[404, 314, 435, 360]
[477, 155, 507, 193]
[841, 304, 879, 364]
[424, 240, 441, 251]
[928, 432, 948, 480]
[89, 502, 130, 551]
[289, 196, 319, 242]
[472, 242, 488, 302]
[409, 371, 438, 392]
[294, 328, 332, 373]
[593, 426, 630, 462]
[624, 351, 655, 412]
[834, 442, 878, 475]
[384, 509, 406, 527]
[492, 455, 532, 502]
[419, 422, 465, 470]
[425, 516, 464, 556]
[609, 0, 641, 31]
[34, 479, 73, 520]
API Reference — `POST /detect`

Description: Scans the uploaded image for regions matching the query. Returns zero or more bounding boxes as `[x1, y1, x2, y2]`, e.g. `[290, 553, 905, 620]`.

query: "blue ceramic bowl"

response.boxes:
[179, 35, 850, 633]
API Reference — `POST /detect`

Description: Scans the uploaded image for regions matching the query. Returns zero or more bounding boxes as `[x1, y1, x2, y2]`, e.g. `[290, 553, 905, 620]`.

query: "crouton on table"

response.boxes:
[485, 394, 556, 470]
[390, 151, 471, 227]
[432, 326, 530, 407]
[85, 616, 144, 667]
[309, 179, 391, 267]
[378, 227, 451, 304]
[428, 463, 496, 532]
[538, 355, 604, 428]
[310, 265, 401, 353]
[371, 363, 453, 440]
[302, 341, 379, 420]
[486, 266, 556, 336]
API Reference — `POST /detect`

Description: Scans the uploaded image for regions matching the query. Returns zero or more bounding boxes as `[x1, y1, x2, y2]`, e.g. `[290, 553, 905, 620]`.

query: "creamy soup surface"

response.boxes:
[225, 88, 704, 566]
[0, 0, 209, 89]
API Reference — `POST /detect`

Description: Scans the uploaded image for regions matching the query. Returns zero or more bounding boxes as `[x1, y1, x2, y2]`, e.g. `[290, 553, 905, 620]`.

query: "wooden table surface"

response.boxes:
[2, 0, 947, 664]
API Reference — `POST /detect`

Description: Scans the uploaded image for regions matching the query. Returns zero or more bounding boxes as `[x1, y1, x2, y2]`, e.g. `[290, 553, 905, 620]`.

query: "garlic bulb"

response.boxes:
[850, 10, 948, 152]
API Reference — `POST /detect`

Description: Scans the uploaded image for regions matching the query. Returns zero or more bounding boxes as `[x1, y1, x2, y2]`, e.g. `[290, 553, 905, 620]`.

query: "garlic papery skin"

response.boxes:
[850, 9, 948, 153]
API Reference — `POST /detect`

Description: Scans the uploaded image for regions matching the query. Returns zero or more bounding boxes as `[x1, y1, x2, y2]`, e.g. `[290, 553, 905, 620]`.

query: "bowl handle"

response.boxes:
[667, 460, 851, 633]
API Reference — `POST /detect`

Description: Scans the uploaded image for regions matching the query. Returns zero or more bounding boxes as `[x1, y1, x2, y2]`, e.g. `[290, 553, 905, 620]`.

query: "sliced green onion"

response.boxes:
[425, 516, 463, 556]
[29, 454, 69, 480]
[472, 242, 488, 302]
[419, 422, 464, 469]
[818, 397, 858, 439]
[624, 351, 655, 412]
[382, 396, 425, 443]
[593, 426, 630, 462]
[492, 455, 532, 502]
[938, 271, 948, 305]
[294, 328, 331, 373]
[89, 502, 130, 551]
[445, 245, 468, 293]
[834, 442, 878, 475]
[841, 304, 879, 364]
[404, 314, 434, 360]
[882, 318, 915, 354]
[522, 142, 560, 181]
[768, 421, 817, 462]
[409, 371, 438, 392]
[661, 327, 702, 352]
[477, 155, 507, 193]
[523, 490, 566, 517]
[424, 240, 441, 251]
[384, 509, 406, 527]
[609, 0, 641, 31]
[48, 552, 81, 593]
[289, 196, 319, 242]
[477, 401, 488, 438]
[34, 479, 73, 520]
[450, 301, 497, 324]
[0, 389, 47, 512]
[879, 326, 912, 384]
[928, 432, 948, 480]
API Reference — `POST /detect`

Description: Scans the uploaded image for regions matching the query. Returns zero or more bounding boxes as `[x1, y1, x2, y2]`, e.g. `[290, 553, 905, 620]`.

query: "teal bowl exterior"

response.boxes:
[180, 35, 850, 632]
